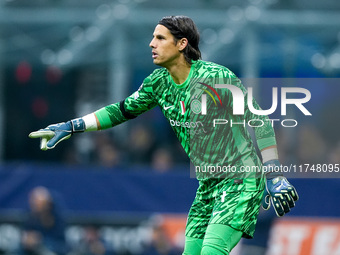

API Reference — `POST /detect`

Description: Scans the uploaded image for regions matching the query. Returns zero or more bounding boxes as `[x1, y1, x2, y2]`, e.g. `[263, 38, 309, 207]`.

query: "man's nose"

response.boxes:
[149, 38, 155, 48]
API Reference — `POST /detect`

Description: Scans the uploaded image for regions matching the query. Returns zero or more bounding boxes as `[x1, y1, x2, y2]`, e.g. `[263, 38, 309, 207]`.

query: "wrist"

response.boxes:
[70, 118, 85, 133]
[263, 160, 283, 179]
[81, 113, 99, 131]
[266, 171, 283, 179]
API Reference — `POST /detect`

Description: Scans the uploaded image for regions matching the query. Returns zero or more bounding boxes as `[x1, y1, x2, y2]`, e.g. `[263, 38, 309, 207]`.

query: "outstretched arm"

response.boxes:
[29, 78, 157, 150]
[28, 101, 128, 150]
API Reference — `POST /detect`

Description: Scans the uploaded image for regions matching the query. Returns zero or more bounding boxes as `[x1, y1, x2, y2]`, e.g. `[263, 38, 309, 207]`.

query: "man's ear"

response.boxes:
[178, 38, 188, 51]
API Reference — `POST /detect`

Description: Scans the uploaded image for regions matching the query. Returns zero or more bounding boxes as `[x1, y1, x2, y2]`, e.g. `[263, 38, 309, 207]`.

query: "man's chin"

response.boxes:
[153, 59, 164, 67]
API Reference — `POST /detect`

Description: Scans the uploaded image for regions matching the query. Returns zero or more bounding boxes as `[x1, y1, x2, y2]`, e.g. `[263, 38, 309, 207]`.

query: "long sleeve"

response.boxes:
[93, 75, 158, 130]
[244, 90, 277, 151]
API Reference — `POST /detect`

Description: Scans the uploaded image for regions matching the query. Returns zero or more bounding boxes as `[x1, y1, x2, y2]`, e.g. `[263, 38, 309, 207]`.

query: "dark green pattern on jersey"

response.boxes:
[100, 60, 275, 180]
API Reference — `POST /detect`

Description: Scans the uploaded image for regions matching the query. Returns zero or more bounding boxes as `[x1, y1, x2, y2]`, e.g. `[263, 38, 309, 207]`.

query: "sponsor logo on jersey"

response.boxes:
[169, 119, 203, 129]
[163, 105, 174, 110]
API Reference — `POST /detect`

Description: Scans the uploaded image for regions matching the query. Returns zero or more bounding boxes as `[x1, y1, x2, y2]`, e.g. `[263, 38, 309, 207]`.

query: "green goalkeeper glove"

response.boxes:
[29, 118, 85, 150]
[261, 160, 299, 217]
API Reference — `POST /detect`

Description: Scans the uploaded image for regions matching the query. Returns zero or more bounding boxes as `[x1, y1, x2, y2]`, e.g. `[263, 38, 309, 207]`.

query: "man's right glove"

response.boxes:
[261, 160, 299, 217]
[29, 118, 85, 151]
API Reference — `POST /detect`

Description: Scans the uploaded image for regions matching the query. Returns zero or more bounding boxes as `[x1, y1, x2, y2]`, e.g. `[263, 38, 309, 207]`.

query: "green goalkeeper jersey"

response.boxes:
[95, 60, 276, 188]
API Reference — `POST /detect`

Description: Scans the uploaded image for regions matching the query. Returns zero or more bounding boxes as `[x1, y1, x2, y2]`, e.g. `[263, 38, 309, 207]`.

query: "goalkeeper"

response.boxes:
[29, 16, 298, 255]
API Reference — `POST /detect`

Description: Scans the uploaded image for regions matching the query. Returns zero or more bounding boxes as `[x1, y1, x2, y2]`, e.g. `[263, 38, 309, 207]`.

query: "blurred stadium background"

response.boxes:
[0, 0, 340, 254]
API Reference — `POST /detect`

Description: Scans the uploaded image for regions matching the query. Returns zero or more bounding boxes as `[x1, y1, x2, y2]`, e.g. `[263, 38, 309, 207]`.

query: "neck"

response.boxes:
[167, 59, 192, 85]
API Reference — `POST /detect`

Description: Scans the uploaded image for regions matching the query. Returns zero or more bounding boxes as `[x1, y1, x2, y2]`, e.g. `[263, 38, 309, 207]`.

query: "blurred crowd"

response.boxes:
[13, 186, 184, 255]
[20, 186, 67, 255]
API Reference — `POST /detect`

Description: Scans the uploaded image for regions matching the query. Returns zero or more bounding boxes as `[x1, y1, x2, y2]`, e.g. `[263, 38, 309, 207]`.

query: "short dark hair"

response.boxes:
[158, 16, 201, 64]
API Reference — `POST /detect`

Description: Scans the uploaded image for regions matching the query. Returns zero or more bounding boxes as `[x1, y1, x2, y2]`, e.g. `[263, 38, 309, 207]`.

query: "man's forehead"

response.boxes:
[153, 24, 171, 36]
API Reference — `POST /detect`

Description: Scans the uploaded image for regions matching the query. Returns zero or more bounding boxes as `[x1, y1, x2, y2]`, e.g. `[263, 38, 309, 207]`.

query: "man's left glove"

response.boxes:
[29, 118, 85, 151]
[261, 160, 299, 217]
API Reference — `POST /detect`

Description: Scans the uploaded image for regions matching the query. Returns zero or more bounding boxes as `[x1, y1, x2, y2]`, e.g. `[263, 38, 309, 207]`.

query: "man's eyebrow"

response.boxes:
[153, 33, 166, 39]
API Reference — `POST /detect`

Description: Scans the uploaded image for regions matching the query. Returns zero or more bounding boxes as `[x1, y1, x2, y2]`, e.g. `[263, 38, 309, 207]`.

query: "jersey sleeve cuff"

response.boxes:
[94, 107, 113, 130]
[257, 137, 277, 151]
